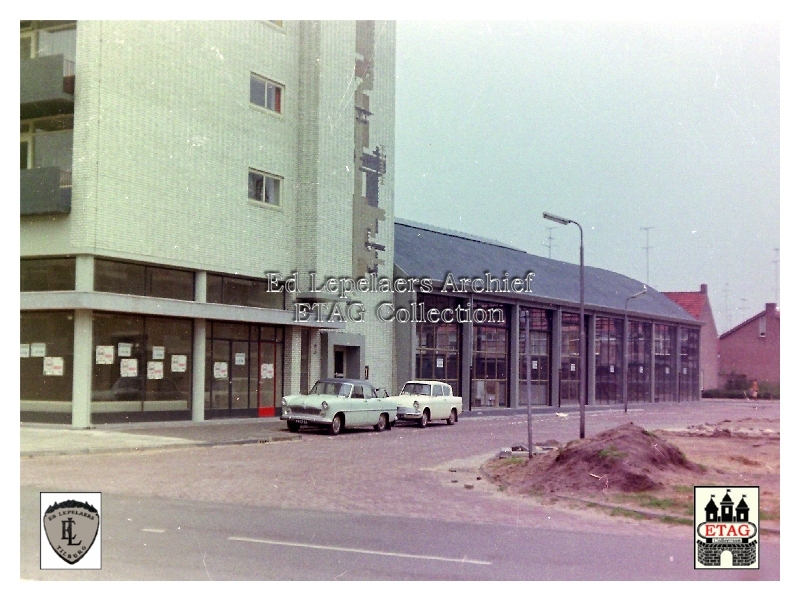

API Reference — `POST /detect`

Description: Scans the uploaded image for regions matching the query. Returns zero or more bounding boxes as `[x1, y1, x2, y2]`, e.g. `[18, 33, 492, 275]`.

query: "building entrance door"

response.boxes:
[205, 323, 284, 419]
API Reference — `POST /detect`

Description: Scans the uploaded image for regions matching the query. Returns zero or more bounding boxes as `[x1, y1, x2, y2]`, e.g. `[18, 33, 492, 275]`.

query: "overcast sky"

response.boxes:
[394, 20, 780, 333]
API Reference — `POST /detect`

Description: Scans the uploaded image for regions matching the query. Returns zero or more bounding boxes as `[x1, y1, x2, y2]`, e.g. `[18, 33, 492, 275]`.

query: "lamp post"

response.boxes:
[543, 211, 585, 439]
[623, 286, 648, 414]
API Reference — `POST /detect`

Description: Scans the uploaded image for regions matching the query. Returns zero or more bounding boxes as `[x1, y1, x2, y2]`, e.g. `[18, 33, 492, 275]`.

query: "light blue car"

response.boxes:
[280, 378, 396, 435]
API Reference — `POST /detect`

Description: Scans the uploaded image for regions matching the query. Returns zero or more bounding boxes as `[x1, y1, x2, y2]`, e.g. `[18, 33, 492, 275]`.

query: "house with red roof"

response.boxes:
[719, 303, 780, 395]
[664, 284, 719, 390]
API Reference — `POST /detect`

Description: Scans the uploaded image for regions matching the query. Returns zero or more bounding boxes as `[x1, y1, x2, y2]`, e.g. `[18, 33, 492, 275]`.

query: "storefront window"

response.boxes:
[679, 328, 700, 401]
[471, 302, 509, 408]
[415, 294, 461, 394]
[519, 308, 550, 406]
[595, 317, 623, 404]
[20, 312, 74, 409]
[559, 312, 581, 405]
[627, 320, 652, 402]
[654, 323, 676, 402]
[95, 259, 194, 301]
[205, 274, 283, 309]
[91, 313, 193, 420]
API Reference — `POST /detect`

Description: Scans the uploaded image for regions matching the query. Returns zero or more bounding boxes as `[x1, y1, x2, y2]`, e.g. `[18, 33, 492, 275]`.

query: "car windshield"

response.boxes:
[310, 381, 353, 397]
[401, 383, 431, 396]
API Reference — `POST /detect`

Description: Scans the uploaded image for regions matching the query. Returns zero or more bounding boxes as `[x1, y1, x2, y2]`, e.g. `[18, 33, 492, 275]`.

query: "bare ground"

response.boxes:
[482, 417, 780, 528]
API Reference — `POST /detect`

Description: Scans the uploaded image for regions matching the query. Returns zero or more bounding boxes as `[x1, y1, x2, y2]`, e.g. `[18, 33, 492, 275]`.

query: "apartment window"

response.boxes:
[248, 169, 281, 205]
[250, 73, 283, 113]
[21, 21, 77, 63]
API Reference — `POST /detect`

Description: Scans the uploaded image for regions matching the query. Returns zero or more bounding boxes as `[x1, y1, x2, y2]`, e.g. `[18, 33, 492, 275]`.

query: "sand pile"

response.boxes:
[486, 422, 703, 495]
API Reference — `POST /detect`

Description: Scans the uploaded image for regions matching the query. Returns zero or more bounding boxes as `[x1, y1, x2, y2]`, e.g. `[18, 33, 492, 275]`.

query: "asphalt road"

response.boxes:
[20, 488, 778, 581]
[21, 400, 780, 581]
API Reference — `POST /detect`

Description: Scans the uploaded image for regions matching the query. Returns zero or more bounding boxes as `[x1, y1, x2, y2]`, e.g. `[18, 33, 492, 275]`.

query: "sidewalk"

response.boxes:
[20, 418, 299, 457]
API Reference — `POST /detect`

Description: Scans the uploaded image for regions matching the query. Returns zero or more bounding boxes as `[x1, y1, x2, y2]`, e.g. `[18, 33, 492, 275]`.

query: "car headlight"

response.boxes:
[413, 400, 419, 409]
[281, 398, 287, 407]
[321, 401, 329, 410]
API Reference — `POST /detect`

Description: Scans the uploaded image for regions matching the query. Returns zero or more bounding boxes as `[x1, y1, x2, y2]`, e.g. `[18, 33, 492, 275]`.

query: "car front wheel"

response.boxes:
[419, 409, 429, 428]
[374, 413, 388, 432]
[329, 414, 343, 436]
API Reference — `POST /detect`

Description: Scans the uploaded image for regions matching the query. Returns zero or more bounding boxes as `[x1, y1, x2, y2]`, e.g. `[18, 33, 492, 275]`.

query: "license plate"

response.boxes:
[295, 419, 308, 425]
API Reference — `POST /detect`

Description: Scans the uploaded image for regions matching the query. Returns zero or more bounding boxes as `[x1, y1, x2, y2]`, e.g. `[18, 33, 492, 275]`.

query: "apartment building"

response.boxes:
[21, 20, 397, 425]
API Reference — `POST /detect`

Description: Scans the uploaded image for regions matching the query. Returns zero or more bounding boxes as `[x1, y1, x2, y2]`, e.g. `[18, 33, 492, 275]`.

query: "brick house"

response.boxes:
[663, 284, 719, 390]
[718, 303, 780, 393]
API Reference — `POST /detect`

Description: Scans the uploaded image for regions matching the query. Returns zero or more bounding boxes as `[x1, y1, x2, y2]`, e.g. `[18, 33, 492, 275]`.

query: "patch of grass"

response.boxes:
[610, 507, 647, 520]
[498, 485, 506, 492]
[672, 485, 693, 493]
[760, 509, 780, 521]
[502, 457, 526, 465]
[636, 496, 681, 510]
[660, 516, 693, 526]
[598, 444, 628, 461]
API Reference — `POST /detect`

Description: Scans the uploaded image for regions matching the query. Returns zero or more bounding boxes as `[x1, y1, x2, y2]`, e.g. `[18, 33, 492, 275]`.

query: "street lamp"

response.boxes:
[623, 286, 648, 414]
[543, 211, 585, 439]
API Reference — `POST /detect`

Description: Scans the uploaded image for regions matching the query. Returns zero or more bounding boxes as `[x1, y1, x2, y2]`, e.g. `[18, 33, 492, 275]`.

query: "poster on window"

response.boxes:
[683, 367, 688, 375]
[117, 342, 132, 357]
[531, 360, 538, 370]
[436, 357, 444, 369]
[96, 345, 114, 364]
[147, 361, 164, 380]
[609, 365, 615, 373]
[665, 367, 670, 375]
[639, 365, 644, 374]
[213, 362, 228, 379]
[20, 344, 30, 358]
[234, 352, 246, 366]
[261, 363, 274, 379]
[43, 357, 64, 376]
[120, 358, 138, 378]
[570, 363, 576, 372]
[31, 343, 46, 358]
[171, 355, 187, 373]
[152, 346, 165, 360]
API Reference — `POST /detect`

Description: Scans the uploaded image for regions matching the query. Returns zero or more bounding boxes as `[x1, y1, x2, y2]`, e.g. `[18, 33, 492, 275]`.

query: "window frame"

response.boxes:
[248, 169, 282, 207]
[249, 72, 284, 115]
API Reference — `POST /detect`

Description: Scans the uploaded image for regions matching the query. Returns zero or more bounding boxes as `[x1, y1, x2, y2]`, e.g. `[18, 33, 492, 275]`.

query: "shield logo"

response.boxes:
[42, 499, 100, 565]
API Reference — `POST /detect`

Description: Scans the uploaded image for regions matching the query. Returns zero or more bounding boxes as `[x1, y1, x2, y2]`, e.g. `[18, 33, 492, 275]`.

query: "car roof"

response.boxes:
[404, 380, 449, 386]
[316, 378, 375, 388]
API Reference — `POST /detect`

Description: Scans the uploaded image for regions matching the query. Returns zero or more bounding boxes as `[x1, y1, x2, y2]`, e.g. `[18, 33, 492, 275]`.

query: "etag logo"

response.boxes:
[694, 486, 759, 569]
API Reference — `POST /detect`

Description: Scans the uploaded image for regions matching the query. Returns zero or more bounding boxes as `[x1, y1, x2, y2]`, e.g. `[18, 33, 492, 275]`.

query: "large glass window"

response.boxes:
[21, 22, 77, 63]
[654, 324, 677, 402]
[559, 312, 582, 405]
[416, 294, 461, 394]
[94, 259, 194, 301]
[91, 314, 193, 419]
[519, 308, 550, 406]
[595, 317, 623, 404]
[679, 328, 700, 401]
[627, 320, 652, 402]
[206, 274, 283, 309]
[471, 302, 509, 408]
[205, 322, 284, 417]
[21, 257, 75, 291]
[20, 311, 74, 405]
[250, 73, 283, 113]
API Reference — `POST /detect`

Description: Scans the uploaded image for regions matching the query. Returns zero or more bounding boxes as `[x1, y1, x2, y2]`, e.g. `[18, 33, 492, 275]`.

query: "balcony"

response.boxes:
[21, 167, 71, 216]
[20, 54, 75, 120]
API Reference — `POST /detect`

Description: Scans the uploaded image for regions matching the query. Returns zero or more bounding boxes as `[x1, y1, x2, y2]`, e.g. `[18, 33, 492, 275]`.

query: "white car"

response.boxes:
[388, 380, 463, 427]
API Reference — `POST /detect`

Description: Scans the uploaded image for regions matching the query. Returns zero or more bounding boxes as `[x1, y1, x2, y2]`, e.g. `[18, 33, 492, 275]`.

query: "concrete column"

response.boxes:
[550, 308, 562, 407]
[192, 271, 207, 422]
[192, 319, 206, 422]
[309, 329, 322, 387]
[71, 309, 93, 429]
[460, 296, 473, 410]
[71, 256, 94, 428]
[587, 314, 596, 406]
[509, 303, 520, 408]
[75, 254, 94, 292]
[285, 327, 303, 396]
[674, 326, 683, 401]
[649, 323, 656, 403]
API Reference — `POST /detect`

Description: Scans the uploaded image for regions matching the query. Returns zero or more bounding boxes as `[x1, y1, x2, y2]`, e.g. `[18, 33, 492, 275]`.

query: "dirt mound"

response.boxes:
[485, 422, 703, 496]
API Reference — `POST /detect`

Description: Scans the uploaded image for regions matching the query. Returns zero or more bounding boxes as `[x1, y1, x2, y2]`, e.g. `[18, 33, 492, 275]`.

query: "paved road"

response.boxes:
[21, 400, 780, 580]
[20, 488, 778, 581]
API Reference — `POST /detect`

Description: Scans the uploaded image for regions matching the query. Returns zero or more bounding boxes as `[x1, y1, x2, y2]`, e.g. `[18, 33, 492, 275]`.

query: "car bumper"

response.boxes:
[396, 407, 422, 420]
[280, 414, 331, 426]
